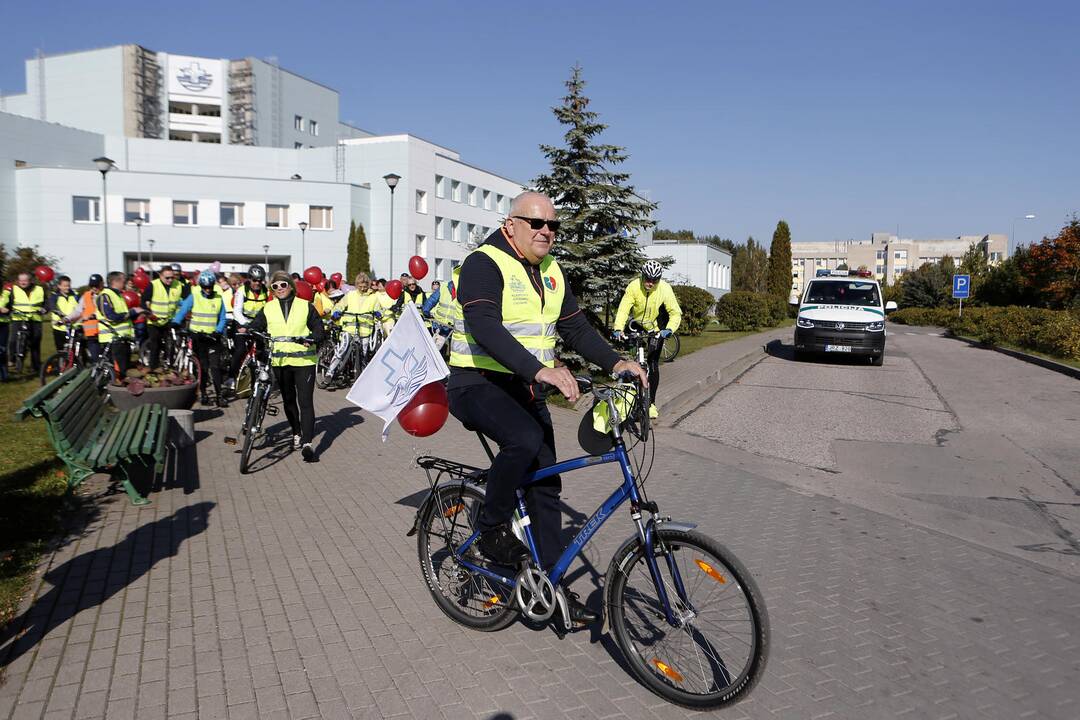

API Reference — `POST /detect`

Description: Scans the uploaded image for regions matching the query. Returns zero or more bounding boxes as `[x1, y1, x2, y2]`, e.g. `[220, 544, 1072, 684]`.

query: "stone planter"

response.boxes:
[106, 382, 197, 411]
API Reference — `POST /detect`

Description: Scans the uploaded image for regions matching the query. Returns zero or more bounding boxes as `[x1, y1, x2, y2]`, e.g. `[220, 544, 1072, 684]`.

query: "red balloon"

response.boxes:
[408, 256, 429, 280]
[398, 382, 449, 437]
[3, 281, 12, 290]
[121, 290, 141, 308]
[34, 265, 55, 283]
[385, 279, 403, 299]
[294, 279, 314, 301]
[131, 273, 151, 291]
[330, 272, 343, 285]
[303, 266, 324, 285]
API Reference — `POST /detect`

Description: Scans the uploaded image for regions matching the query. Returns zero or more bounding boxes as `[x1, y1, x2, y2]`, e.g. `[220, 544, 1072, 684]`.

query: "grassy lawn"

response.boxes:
[676, 319, 793, 357]
[0, 331, 71, 629]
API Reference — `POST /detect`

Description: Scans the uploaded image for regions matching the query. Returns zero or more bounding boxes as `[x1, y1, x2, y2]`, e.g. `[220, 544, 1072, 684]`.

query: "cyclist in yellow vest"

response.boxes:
[428, 272, 458, 353]
[225, 265, 270, 393]
[244, 271, 325, 461]
[448, 191, 647, 625]
[0, 281, 11, 380]
[47, 275, 81, 357]
[612, 260, 683, 412]
[171, 271, 228, 407]
[96, 272, 147, 378]
[11, 272, 48, 372]
[332, 272, 392, 351]
[141, 265, 189, 369]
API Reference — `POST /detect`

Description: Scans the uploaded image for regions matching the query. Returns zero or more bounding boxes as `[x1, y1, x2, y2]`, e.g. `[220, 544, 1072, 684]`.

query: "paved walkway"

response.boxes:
[3, 326, 1077, 719]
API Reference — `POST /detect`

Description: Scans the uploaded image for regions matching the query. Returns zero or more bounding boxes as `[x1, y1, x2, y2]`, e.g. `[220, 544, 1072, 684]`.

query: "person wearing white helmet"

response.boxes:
[171, 270, 228, 407]
[612, 260, 682, 414]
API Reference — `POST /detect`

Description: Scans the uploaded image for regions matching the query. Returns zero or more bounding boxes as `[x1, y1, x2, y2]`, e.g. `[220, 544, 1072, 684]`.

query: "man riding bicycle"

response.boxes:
[448, 191, 647, 625]
[612, 260, 682, 415]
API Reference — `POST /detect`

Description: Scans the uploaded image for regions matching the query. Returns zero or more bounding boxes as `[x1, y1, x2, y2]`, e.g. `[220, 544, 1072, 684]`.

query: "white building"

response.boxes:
[0, 46, 523, 281]
[641, 239, 731, 299]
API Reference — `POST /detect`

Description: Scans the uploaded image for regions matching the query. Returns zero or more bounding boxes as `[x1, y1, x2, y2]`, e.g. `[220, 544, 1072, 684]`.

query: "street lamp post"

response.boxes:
[93, 156, 115, 270]
[133, 217, 144, 270]
[263, 244, 270, 269]
[1011, 214, 1036, 255]
[298, 222, 308, 268]
[383, 173, 401, 276]
[148, 239, 155, 266]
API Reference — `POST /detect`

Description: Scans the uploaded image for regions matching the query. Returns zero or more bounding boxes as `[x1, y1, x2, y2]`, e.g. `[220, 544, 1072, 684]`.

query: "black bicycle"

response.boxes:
[40, 323, 88, 385]
[318, 312, 382, 389]
[11, 320, 33, 375]
[232, 331, 277, 474]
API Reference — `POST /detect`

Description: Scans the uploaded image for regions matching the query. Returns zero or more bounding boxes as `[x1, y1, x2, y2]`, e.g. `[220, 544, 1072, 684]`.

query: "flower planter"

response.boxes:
[106, 382, 197, 411]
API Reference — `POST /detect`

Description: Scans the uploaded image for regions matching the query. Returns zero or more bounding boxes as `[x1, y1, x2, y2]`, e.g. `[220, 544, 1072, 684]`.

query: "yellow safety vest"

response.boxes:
[147, 278, 183, 326]
[190, 291, 223, 334]
[97, 288, 134, 343]
[51, 293, 80, 331]
[11, 285, 45, 322]
[450, 245, 566, 374]
[335, 290, 382, 338]
[613, 278, 683, 333]
[263, 298, 316, 367]
[432, 269, 460, 327]
[219, 286, 234, 311]
[242, 285, 268, 319]
[0, 287, 12, 324]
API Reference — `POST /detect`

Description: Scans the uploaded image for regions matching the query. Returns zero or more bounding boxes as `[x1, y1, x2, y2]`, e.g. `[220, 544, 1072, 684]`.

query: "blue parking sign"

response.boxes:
[952, 274, 971, 299]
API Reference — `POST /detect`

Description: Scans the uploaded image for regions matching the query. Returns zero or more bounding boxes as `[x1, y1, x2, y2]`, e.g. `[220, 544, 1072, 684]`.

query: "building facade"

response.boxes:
[641, 240, 731, 299]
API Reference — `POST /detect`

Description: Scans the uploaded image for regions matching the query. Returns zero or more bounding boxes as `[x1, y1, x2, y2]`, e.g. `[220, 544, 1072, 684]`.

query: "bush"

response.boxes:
[671, 284, 715, 336]
[895, 306, 1080, 360]
[715, 291, 780, 331]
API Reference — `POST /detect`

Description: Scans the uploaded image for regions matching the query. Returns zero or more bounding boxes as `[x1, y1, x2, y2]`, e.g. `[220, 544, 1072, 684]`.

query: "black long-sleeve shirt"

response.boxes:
[247, 295, 325, 344]
[452, 228, 620, 385]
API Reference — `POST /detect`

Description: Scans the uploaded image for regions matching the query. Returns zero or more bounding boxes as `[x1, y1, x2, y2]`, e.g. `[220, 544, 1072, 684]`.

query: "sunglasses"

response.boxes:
[512, 216, 561, 232]
[271, 281, 290, 291]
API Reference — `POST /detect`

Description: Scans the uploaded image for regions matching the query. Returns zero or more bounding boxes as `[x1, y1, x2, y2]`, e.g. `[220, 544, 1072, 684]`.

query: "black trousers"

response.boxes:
[145, 323, 168, 369]
[274, 365, 316, 443]
[192, 333, 222, 394]
[110, 339, 133, 377]
[646, 338, 663, 403]
[52, 329, 67, 357]
[448, 372, 563, 571]
[85, 337, 101, 362]
[0, 324, 8, 379]
[22, 321, 43, 371]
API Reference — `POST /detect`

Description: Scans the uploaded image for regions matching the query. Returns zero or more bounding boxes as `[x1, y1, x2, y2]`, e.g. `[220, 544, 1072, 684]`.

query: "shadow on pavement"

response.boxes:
[0, 501, 215, 670]
[314, 405, 364, 457]
[766, 338, 879, 367]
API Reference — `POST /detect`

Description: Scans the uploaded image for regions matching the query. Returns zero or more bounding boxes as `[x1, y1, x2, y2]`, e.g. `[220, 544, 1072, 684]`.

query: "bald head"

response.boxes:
[508, 191, 554, 218]
[503, 191, 558, 265]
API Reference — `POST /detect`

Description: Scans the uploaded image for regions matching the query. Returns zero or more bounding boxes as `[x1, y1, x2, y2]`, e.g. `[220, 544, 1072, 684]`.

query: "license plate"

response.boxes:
[825, 345, 852, 352]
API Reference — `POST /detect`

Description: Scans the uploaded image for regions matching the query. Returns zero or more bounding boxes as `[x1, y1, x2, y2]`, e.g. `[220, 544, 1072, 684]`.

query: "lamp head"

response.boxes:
[383, 173, 401, 190]
[93, 156, 114, 174]
[298, 222, 308, 231]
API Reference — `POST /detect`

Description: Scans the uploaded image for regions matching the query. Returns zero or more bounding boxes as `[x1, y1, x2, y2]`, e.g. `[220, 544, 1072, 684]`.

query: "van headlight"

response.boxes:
[866, 321, 884, 331]
[796, 317, 815, 329]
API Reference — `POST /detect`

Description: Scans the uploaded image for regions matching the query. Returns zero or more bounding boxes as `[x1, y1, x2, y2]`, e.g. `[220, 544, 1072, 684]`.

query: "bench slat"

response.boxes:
[103, 406, 142, 466]
[62, 393, 108, 452]
[119, 404, 150, 462]
[76, 415, 117, 465]
[54, 386, 106, 449]
[84, 409, 129, 468]
[16, 367, 82, 419]
[43, 371, 94, 417]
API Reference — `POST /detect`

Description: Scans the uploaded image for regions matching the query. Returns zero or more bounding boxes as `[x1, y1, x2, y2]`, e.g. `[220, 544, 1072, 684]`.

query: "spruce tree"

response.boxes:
[346, 221, 371, 281]
[534, 64, 657, 325]
[767, 220, 793, 298]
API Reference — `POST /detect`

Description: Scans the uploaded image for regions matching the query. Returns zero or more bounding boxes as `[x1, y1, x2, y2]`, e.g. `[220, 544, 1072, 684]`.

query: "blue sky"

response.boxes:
[3, 0, 1076, 248]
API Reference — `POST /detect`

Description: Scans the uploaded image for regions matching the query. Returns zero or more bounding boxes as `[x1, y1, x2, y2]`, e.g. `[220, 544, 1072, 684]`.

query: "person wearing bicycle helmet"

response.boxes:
[448, 191, 647, 625]
[225, 264, 270, 393]
[67, 274, 104, 362]
[613, 260, 682, 415]
[171, 270, 228, 407]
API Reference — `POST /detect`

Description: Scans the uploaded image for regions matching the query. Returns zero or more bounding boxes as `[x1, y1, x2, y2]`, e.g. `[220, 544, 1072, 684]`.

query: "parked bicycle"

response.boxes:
[11, 320, 32, 375]
[40, 323, 88, 385]
[318, 312, 383, 389]
[411, 374, 769, 709]
[226, 330, 279, 474]
[166, 326, 201, 384]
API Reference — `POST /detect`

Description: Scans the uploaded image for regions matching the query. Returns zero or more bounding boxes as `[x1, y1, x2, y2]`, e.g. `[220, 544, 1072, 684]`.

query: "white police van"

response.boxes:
[789, 269, 897, 366]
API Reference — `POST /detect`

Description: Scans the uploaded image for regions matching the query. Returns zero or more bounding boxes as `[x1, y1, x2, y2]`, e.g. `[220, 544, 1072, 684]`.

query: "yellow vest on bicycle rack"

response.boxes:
[189, 291, 223, 334]
[96, 288, 133, 343]
[147, 279, 183, 327]
[338, 290, 381, 337]
[449, 245, 565, 374]
[12, 285, 45, 322]
[263, 298, 316, 367]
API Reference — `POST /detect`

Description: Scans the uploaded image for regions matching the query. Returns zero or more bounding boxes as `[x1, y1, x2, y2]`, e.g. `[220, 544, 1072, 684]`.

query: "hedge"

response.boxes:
[671, 284, 716, 336]
[715, 291, 788, 332]
[891, 306, 1080, 361]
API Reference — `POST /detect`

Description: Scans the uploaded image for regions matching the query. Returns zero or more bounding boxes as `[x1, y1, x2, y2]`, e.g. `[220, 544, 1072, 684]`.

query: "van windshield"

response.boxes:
[805, 280, 881, 306]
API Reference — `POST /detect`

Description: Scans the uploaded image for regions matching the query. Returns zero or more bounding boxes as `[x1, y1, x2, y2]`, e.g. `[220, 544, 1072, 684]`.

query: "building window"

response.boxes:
[467, 185, 477, 206]
[309, 206, 333, 230]
[451, 220, 460, 242]
[876, 250, 885, 261]
[990, 252, 1002, 262]
[294, 142, 304, 149]
[451, 180, 461, 202]
[435, 216, 445, 240]
[435, 257, 445, 281]
[482, 190, 492, 210]
[416, 235, 427, 257]
[894, 250, 907, 260]
[294, 115, 304, 131]
[72, 196, 100, 223]
[124, 198, 150, 224]
[173, 201, 198, 226]
[415, 190, 427, 214]
[266, 204, 289, 228]
[309, 120, 318, 136]
[435, 175, 445, 199]
[220, 202, 244, 227]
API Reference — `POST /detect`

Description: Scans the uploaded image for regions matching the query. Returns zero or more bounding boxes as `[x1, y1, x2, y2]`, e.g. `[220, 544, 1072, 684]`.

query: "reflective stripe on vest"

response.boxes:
[340, 290, 379, 337]
[147, 279, 182, 326]
[242, 286, 268, 319]
[12, 285, 45, 322]
[263, 298, 316, 367]
[449, 244, 565, 374]
[97, 289, 133, 342]
[190, 292, 223, 334]
[51, 293, 80, 331]
[80, 290, 99, 335]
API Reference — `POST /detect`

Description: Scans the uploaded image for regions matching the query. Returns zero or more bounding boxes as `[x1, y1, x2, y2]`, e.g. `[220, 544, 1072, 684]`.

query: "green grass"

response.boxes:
[0, 331, 71, 629]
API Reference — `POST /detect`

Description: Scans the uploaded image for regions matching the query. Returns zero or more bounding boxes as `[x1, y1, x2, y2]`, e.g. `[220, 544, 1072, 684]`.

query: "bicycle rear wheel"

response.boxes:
[239, 386, 265, 474]
[607, 529, 768, 709]
[662, 334, 681, 363]
[40, 352, 66, 385]
[417, 484, 517, 631]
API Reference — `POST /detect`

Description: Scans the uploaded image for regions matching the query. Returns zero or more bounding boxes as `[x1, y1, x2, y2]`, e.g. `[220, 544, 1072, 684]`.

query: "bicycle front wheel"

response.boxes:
[239, 387, 265, 474]
[608, 529, 768, 709]
[662, 334, 681, 363]
[40, 353, 66, 385]
[417, 484, 517, 632]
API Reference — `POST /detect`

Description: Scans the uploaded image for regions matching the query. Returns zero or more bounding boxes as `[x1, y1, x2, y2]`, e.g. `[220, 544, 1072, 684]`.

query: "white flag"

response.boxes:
[346, 304, 449, 438]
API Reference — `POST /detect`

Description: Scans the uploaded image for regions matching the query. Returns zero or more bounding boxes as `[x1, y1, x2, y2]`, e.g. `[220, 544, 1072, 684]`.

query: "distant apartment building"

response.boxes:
[790, 233, 1008, 294]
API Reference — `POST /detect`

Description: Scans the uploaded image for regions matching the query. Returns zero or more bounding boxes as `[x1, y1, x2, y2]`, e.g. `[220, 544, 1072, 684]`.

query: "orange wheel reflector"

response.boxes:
[442, 503, 465, 518]
[651, 658, 684, 683]
[483, 595, 501, 609]
[696, 559, 727, 583]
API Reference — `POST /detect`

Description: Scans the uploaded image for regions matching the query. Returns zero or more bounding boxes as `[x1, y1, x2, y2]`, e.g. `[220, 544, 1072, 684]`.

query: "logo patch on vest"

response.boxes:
[544, 276, 557, 291]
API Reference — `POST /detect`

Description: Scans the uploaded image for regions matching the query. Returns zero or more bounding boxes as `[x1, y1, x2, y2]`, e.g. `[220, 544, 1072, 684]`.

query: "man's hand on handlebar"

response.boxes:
[535, 366, 580, 403]
[612, 330, 623, 342]
[612, 359, 649, 389]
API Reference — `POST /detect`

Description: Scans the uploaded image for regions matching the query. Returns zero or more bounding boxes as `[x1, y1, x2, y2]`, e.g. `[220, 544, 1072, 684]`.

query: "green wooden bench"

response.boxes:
[15, 368, 169, 506]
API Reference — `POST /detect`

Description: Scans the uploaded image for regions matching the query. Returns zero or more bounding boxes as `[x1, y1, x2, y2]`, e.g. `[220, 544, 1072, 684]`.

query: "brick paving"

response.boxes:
[2, 330, 1079, 719]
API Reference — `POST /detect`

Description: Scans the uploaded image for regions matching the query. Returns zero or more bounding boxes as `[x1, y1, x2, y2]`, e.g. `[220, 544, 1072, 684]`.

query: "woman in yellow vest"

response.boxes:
[332, 273, 392, 353]
[225, 265, 270, 393]
[171, 271, 229, 407]
[47, 275, 81, 356]
[244, 271, 325, 461]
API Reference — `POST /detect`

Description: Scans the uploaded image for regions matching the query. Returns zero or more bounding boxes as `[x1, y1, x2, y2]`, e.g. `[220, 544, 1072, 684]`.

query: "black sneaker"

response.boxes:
[562, 588, 599, 625]
[476, 526, 530, 566]
[216, 395, 228, 409]
[301, 443, 316, 462]
[200, 394, 212, 406]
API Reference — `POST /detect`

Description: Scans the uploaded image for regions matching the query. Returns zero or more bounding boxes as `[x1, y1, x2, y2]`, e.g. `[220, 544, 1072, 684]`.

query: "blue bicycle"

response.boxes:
[411, 375, 769, 709]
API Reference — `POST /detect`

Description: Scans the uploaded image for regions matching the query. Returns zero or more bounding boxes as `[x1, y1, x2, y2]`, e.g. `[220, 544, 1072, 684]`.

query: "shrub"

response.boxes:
[715, 291, 775, 331]
[671, 284, 715, 336]
[897, 305, 1080, 361]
